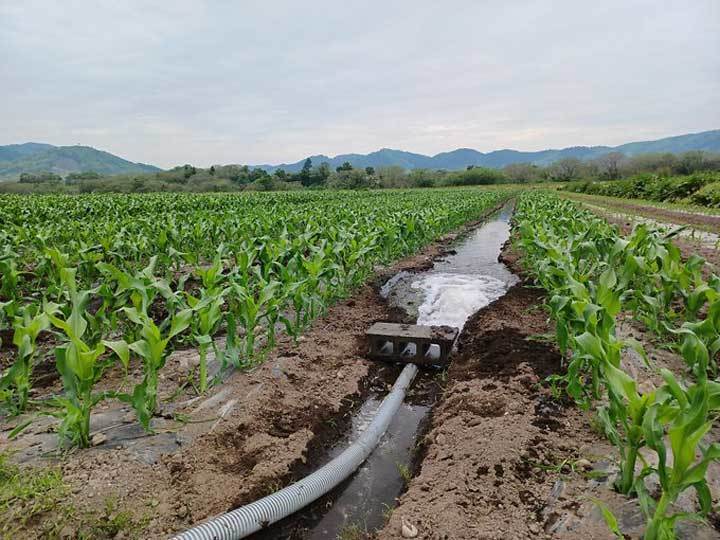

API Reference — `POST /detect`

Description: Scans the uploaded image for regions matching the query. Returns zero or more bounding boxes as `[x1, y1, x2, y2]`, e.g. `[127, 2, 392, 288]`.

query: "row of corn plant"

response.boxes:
[0, 188, 512, 447]
[515, 191, 720, 539]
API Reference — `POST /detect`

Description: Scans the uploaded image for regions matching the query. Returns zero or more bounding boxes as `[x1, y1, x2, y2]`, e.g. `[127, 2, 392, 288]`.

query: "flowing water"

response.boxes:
[253, 203, 517, 539]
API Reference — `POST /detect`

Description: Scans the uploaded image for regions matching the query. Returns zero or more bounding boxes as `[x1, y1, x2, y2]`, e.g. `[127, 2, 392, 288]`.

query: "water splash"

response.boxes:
[411, 273, 509, 328]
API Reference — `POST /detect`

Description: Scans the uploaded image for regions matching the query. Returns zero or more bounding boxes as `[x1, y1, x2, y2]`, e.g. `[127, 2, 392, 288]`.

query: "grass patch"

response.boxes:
[0, 451, 67, 538]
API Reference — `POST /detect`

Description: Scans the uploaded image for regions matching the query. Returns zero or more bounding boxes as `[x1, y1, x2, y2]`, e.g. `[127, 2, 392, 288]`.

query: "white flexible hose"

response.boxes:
[171, 362, 419, 540]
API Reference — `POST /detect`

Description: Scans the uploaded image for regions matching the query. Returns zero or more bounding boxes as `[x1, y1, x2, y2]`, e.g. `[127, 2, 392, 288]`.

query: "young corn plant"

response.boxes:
[115, 305, 192, 431]
[639, 369, 720, 539]
[0, 304, 52, 415]
[596, 361, 655, 495]
[186, 290, 225, 392]
[47, 298, 120, 448]
[227, 280, 283, 365]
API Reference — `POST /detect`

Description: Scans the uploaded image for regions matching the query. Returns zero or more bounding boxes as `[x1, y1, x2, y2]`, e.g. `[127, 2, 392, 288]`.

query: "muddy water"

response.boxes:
[253, 204, 517, 539]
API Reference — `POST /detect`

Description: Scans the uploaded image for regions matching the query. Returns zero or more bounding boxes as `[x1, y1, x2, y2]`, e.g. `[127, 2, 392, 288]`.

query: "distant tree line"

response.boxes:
[3, 150, 719, 194]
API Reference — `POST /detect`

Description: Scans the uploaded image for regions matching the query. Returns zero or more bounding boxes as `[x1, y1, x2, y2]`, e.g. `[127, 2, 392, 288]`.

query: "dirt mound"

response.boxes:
[376, 279, 605, 540]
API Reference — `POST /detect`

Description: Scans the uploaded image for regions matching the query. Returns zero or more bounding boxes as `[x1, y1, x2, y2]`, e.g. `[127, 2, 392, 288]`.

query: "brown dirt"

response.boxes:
[376, 247, 609, 539]
[0, 211, 501, 539]
[579, 203, 720, 273]
[562, 193, 720, 231]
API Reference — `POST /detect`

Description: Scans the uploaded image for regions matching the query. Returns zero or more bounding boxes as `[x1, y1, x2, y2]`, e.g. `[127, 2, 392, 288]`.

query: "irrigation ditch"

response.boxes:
[241, 203, 519, 539]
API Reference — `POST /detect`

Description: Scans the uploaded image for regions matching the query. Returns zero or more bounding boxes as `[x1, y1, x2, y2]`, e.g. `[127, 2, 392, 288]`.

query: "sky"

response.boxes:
[1, 1, 719, 168]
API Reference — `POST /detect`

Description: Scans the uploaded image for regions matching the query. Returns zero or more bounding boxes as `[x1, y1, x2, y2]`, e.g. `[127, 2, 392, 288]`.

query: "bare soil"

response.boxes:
[578, 202, 720, 273]
[563, 193, 720, 231]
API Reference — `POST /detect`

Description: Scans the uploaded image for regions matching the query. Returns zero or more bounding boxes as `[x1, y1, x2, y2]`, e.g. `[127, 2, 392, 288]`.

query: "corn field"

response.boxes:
[0, 189, 509, 447]
[515, 191, 720, 539]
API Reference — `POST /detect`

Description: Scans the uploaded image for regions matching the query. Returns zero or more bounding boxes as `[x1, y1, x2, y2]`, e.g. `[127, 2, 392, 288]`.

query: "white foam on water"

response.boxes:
[411, 273, 508, 328]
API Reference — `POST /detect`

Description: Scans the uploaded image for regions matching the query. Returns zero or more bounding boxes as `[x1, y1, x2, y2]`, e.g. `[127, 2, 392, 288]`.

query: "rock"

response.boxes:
[576, 458, 593, 471]
[122, 412, 135, 423]
[529, 522, 541, 534]
[401, 517, 418, 538]
[91, 432, 107, 446]
[176, 505, 189, 518]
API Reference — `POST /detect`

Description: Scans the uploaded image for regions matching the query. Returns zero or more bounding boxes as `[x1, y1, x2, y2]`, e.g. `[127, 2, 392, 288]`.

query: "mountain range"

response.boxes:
[1, 129, 718, 180]
[253, 129, 720, 173]
[0, 144, 159, 180]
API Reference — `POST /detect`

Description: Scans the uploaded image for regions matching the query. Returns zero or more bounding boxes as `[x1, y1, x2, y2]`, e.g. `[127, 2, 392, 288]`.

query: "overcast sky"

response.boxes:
[1, 1, 718, 168]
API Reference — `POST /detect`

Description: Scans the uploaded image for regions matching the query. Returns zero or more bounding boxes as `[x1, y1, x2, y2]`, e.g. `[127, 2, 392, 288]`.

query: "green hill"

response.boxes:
[0, 143, 161, 180]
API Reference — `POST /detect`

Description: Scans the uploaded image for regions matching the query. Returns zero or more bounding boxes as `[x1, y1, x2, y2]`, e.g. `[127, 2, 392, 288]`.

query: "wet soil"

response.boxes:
[0, 208, 505, 539]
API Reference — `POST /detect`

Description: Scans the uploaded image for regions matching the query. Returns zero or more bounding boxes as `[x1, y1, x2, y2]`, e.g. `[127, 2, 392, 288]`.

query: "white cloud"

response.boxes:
[1, 0, 718, 167]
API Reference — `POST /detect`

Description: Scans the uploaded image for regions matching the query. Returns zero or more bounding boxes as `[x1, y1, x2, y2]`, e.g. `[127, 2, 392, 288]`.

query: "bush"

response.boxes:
[444, 167, 506, 186]
[688, 182, 720, 207]
[564, 172, 720, 204]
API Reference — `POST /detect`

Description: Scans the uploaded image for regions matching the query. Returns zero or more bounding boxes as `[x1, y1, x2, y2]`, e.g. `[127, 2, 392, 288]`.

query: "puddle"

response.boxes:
[252, 203, 517, 539]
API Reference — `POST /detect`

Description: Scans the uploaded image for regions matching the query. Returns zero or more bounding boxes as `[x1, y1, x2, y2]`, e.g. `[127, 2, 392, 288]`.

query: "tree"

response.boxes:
[595, 152, 624, 180]
[209, 165, 216, 176]
[336, 161, 353, 172]
[674, 151, 707, 175]
[302, 158, 312, 174]
[183, 165, 197, 179]
[65, 171, 101, 184]
[377, 166, 407, 188]
[550, 158, 583, 181]
[365, 166, 375, 176]
[445, 167, 506, 186]
[248, 168, 269, 182]
[298, 158, 313, 185]
[407, 168, 437, 188]
[503, 163, 541, 183]
[329, 168, 371, 189]
[315, 162, 331, 186]
[19, 172, 62, 184]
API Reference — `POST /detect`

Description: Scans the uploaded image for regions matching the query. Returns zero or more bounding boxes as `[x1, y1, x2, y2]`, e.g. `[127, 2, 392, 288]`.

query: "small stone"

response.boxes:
[91, 432, 107, 446]
[401, 517, 418, 538]
[122, 412, 135, 423]
[176, 505, 188, 518]
[576, 458, 593, 471]
[435, 433, 446, 445]
[529, 522, 541, 534]
[150, 498, 159, 508]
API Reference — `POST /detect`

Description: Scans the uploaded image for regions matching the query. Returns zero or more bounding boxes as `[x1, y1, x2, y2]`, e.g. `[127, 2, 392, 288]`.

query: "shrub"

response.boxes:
[688, 182, 720, 207]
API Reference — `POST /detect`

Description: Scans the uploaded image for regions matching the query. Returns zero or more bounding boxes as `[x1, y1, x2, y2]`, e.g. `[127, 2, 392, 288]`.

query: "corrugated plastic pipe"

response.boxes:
[171, 362, 419, 540]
